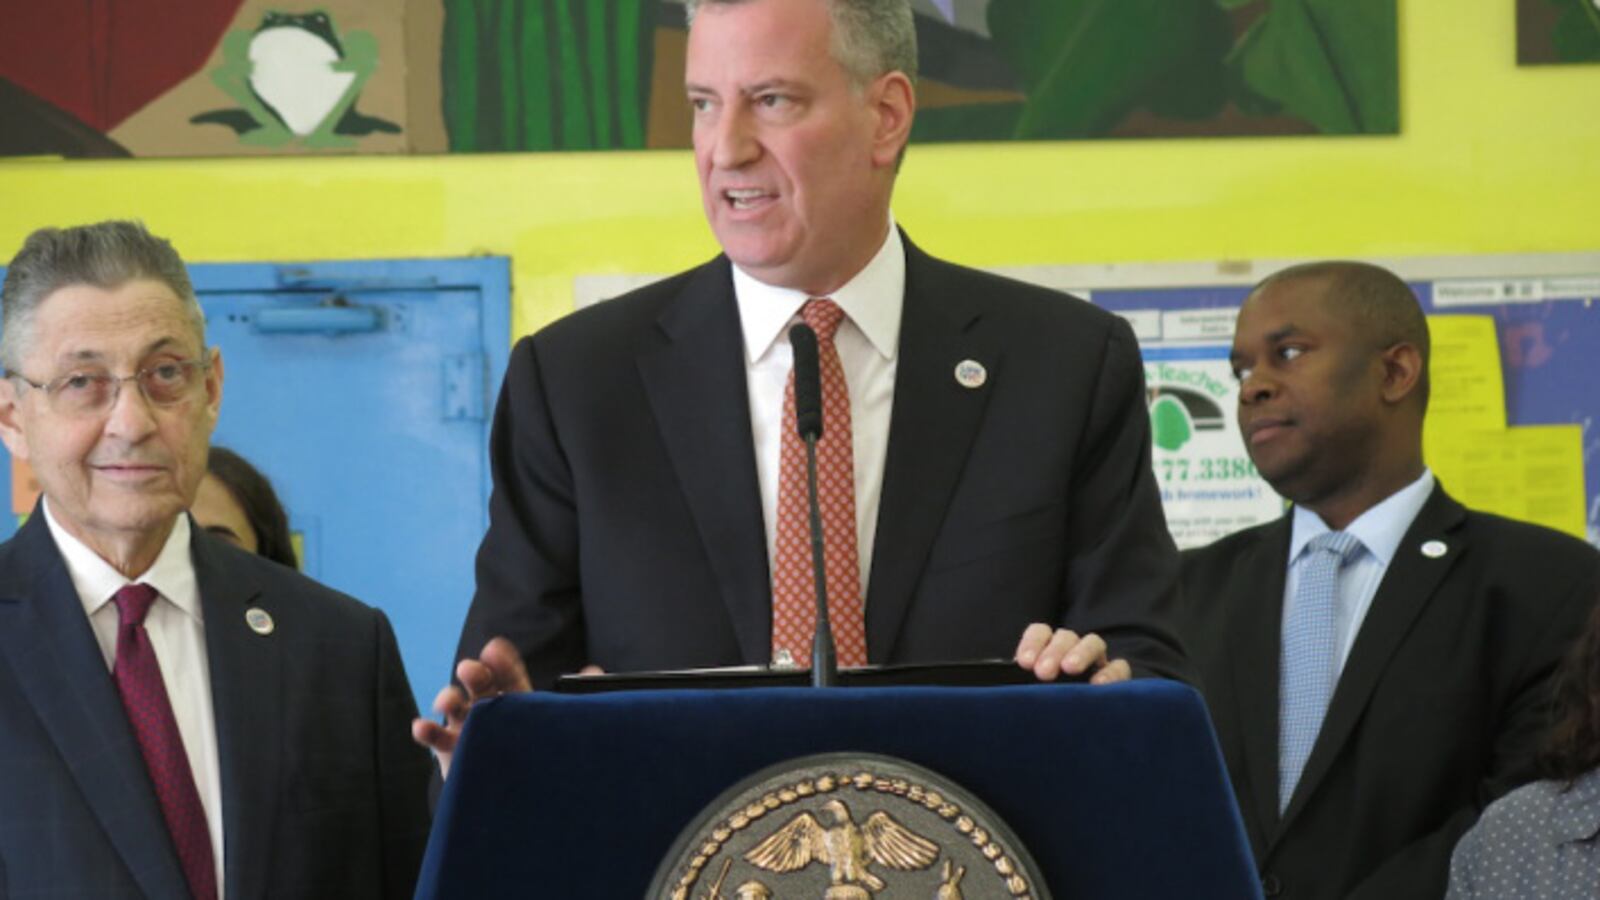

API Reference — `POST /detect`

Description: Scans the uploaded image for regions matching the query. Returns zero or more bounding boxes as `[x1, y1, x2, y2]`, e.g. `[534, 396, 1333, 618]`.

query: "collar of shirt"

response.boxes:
[1287, 469, 1436, 567]
[1551, 769, 1600, 844]
[733, 216, 904, 365]
[42, 499, 202, 626]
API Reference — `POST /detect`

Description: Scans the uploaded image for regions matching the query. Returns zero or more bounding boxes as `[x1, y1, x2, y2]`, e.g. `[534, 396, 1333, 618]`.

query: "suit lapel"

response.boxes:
[194, 525, 280, 900]
[1226, 515, 1293, 847]
[865, 238, 1000, 662]
[1277, 486, 1466, 832]
[0, 512, 190, 899]
[637, 258, 772, 664]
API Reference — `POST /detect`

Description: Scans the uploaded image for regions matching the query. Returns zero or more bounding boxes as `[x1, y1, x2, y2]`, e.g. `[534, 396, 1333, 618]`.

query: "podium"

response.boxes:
[415, 680, 1262, 899]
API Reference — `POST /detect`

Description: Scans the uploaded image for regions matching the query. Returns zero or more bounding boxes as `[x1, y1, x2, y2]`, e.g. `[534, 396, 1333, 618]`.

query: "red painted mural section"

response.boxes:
[0, 0, 243, 132]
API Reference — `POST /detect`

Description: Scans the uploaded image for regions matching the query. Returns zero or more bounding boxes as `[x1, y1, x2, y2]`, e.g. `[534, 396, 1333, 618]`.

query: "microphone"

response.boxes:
[788, 323, 838, 688]
[791, 324, 823, 440]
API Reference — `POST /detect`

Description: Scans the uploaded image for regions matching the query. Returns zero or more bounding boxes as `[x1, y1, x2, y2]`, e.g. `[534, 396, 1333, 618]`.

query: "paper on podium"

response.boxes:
[553, 658, 1066, 693]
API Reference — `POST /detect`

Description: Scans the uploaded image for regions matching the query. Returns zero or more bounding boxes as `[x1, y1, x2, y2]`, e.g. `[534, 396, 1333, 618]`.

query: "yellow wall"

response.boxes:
[1, 0, 1595, 340]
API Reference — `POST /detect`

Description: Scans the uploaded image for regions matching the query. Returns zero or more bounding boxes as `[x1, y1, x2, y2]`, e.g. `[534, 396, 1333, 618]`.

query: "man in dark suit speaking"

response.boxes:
[416, 0, 1189, 771]
[0, 221, 434, 899]
[1179, 261, 1600, 899]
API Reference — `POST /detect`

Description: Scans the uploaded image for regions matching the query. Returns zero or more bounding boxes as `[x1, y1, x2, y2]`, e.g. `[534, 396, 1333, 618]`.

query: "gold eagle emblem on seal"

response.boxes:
[650, 752, 1049, 899]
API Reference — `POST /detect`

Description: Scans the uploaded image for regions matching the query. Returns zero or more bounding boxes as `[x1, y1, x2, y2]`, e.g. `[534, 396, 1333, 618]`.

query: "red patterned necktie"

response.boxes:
[771, 298, 868, 668]
[111, 583, 218, 900]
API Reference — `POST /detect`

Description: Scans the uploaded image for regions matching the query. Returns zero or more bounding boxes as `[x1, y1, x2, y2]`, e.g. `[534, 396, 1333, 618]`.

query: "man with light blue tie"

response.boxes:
[1178, 261, 1600, 900]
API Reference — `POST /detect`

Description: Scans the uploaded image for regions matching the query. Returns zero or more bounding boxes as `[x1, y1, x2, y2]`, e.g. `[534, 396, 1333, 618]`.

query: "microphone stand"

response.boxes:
[789, 322, 839, 688]
[803, 430, 837, 687]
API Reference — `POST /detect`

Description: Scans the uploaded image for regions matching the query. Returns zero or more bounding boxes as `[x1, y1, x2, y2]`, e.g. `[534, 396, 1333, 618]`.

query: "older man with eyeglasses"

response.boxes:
[0, 220, 433, 900]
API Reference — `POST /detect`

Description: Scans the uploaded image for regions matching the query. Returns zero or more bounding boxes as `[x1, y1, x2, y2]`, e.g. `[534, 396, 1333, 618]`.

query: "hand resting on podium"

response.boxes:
[1013, 623, 1132, 685]
[410, 637, 603, 778]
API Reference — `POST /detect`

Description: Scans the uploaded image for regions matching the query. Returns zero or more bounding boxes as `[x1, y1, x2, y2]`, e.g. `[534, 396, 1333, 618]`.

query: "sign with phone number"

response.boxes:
[1157, 456, 1259, 483]
[1143, 348, 1286, 549]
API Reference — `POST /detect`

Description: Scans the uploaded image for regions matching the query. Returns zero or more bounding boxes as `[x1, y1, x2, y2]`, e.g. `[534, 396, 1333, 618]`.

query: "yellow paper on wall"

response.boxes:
[1426, 425, 1588, 540]
[1424, 315, 1505, 432]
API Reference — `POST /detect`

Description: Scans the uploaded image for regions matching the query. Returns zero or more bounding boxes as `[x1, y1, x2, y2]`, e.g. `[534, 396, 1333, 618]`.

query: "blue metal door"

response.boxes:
[0, 257, 510, 713]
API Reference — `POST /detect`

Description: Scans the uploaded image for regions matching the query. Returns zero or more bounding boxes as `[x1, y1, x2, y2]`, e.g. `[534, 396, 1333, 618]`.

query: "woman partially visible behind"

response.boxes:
[193, 446, 299, 569]
[1447, 599, 1600, 899]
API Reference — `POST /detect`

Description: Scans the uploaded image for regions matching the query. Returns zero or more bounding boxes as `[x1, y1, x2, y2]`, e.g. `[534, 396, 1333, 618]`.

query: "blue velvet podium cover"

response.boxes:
[415, 681, 1261, 899]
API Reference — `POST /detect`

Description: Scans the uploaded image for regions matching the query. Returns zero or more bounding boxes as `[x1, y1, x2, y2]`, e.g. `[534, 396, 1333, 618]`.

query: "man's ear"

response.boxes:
[0, 381, 31, 460]
[203, 346, 225, 427]
[868, 70, 916, 169]
[1379, 342, 1424, 406]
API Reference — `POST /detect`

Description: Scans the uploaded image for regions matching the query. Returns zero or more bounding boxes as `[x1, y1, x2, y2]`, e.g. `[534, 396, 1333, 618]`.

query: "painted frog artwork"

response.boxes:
[192, 10, 399, 148]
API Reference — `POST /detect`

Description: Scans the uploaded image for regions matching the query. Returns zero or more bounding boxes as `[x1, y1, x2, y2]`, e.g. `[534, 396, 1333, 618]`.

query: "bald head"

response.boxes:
[1252, 261, 1430, 413]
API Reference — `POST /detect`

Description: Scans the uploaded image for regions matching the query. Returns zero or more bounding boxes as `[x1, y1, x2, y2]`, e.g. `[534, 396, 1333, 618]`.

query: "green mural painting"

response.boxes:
[915, 0, 1234, 142]
[1228, 0, 1399, 134]
[441, 0, 656, 152]
[1518, 0, 1600, 65]
[439, 0, 1400, 153]
[0, 0, 1403, 159]
[192, 11, 400, 148]
[915, 0, 1397, 142]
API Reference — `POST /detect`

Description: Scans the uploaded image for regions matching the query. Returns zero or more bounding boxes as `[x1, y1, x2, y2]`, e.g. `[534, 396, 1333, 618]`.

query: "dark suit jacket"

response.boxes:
[459, 235, 1189, 687]
[1179, 485, 1600, 899]
[0, 510, 434, 899]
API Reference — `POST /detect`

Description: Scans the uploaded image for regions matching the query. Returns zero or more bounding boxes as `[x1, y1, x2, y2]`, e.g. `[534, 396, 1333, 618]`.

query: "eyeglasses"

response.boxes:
[6, 358, 211, 417]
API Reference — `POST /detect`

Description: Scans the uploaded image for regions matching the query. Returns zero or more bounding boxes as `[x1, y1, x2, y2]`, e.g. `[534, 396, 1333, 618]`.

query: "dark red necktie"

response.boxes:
[770, 298, 868, 669]
[112, 583, 218, 900]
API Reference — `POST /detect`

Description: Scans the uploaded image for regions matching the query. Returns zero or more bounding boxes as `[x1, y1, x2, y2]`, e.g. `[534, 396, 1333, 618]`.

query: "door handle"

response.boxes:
[251, 304, 382, 335]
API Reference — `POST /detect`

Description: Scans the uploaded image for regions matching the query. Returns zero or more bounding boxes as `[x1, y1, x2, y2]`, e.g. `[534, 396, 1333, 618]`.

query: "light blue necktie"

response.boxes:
[1279, 530, 1362, 814]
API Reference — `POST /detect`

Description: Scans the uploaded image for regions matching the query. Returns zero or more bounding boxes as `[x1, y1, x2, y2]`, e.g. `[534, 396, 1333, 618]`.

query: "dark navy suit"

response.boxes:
[0, 510, 434, 899]
[1180, 486, 1600, 899]
[458, 235, 1190, 687]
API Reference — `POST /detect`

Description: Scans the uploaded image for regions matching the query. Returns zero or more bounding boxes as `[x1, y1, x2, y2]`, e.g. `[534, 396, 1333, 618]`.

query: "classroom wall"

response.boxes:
[0, 0, 1595, 342]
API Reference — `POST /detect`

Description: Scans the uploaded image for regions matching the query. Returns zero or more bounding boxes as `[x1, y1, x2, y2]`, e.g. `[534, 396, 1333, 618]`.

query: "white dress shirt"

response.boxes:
[735, 219, 904, 604]
[45, 501, 226, 893]
[1284, 469, 1436, 670]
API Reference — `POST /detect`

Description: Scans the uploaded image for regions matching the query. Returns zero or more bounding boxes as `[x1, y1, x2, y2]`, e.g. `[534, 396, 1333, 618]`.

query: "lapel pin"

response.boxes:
[954, 359, 987, 389]
[245, 607, 275, 635]
[1420, 540, 1448, 559]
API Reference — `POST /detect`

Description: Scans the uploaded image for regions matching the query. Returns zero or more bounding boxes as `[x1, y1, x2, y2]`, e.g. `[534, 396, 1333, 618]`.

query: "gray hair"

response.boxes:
[684, 0, 918, 86]
[0, 220, 206, 371]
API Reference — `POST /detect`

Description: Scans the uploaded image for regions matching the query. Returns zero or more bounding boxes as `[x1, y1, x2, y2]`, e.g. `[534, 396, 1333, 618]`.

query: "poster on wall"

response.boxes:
[1131, 307, 1286, 549]
[0, 0, 1399, 159]
[1517, 0, 1600, 65]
